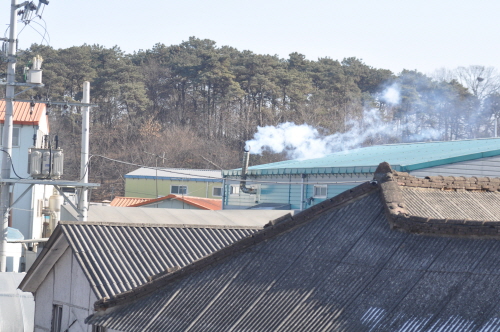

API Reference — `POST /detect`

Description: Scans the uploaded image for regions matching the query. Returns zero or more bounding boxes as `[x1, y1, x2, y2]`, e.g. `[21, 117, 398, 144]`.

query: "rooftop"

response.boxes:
[87, 163, 500, 331]
[61, 205, 291, 228]
[109, 196, 152, 207]
[126, 167, 222, 182]
[223, 138, 500, 176]
[0, 100, 46, 125]
[129, 194, 222, 210]
[19, 221, 266, 299]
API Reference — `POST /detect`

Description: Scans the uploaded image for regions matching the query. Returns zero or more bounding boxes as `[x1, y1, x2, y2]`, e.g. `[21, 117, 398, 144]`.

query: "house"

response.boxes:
[86, 163, 500, 331]
[110, 195, 222, 210]
[19, 209, 293, 332]
[125, 167, 222, 200]
[223, 138, 500, 210]
[0, 101, 52, 269]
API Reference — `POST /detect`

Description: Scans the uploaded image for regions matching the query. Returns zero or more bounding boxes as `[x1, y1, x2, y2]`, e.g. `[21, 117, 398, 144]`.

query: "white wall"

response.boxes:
[2, 121, 52, 243]
[34, 247, 97, 332]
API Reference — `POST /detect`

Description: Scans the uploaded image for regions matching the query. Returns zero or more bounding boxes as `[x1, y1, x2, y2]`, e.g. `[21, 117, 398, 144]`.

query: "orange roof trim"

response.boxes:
[109, 197, 153, 207]
[130, 195, 222, 210]
[0, 101, 46, 125]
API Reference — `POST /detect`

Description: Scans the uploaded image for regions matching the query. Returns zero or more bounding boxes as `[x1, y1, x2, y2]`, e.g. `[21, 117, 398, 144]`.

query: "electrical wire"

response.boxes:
[0, 149, 25, 179]
[90, 154, 223, 180]
[89, 154, 369, 186]
[26, 23, 49, 46]
[30, 19, 50, 46]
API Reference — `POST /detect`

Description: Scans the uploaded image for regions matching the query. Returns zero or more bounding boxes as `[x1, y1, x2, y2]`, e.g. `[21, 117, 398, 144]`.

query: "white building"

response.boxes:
[0, 101, 53, 271]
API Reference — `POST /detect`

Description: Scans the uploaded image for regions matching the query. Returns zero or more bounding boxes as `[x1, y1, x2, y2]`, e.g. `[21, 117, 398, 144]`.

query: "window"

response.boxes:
[313, 185, 327, 198]
[0, 127, 20, 147]
[171, 185, 187, 195]
[213, 187, 222, 197]
[51, 305, 63, 332]
[230, 185, 240, 195]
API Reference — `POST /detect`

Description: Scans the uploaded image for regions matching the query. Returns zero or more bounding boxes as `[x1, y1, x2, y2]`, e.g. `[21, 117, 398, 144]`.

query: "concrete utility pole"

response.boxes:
[78, 82, 90, 222]
[0, 0, 20, 272]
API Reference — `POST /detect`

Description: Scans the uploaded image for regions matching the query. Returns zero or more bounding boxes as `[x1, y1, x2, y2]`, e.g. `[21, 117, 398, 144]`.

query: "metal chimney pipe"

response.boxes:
[240, 149, 257, 194]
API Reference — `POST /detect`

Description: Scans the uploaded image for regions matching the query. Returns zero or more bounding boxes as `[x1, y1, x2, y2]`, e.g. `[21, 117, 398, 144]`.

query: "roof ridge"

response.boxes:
[375, 162, 500, 237]
[92, 181, 379, 312]
[57, 221, 262, 230]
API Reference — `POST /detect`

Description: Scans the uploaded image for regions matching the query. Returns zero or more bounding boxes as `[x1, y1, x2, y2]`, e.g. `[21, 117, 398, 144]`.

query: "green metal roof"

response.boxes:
[222, 138, 500, 177]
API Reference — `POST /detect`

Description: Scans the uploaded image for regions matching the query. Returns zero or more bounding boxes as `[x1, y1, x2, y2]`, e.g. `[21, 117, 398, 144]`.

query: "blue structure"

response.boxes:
[222, 138, 500, 210]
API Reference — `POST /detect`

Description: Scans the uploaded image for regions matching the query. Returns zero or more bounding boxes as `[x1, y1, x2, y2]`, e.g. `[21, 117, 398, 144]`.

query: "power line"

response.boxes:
[90, 154, 368, 186]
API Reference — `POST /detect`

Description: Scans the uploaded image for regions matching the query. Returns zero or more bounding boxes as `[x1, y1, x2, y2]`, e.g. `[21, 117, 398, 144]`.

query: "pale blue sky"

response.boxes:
[2, 0, 500, 75]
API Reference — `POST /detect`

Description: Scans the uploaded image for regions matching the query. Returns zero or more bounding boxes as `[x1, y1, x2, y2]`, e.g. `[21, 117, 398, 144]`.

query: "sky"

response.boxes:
[2, 0, 500, 75]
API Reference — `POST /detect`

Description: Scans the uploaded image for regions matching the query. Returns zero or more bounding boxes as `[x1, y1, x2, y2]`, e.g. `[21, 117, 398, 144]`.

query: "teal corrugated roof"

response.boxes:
[223, 138, 500, 176]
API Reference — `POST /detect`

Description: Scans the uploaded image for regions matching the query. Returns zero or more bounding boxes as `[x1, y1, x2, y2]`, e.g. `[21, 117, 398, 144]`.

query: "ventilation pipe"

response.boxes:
[240, 149, 257, 194]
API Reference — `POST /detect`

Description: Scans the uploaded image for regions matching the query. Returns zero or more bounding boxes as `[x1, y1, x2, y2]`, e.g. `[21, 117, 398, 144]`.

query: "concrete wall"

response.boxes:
[34, 248, 96, 332]
[125, 177, 223, 199]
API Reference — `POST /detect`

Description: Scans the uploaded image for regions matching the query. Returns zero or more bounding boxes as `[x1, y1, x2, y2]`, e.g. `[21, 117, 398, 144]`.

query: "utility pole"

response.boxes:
[78, 82, 90, 221]
[0, 0, 20, 272]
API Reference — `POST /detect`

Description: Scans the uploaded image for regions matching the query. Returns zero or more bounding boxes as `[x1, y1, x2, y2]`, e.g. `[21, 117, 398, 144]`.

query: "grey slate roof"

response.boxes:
[20, 222, 262, 300]
[86, 164, 500, 331]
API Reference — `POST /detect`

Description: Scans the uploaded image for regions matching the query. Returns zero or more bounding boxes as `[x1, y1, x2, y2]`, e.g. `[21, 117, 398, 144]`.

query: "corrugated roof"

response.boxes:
[87, 167, 500, 331]
[223, 138, 500, 176]
[61, 205, 291, 228]
[20, 221, 263, 300]
[109, 197, 153, 207]
[130, 194, 222, 210]
[62, 223, 259, 299]
[126, 167, 222, 181]
[0, 100, 46, 125]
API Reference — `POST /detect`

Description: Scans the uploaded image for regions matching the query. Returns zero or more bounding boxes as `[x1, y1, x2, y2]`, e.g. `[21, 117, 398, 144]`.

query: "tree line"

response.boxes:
[1, 37, 499, 200]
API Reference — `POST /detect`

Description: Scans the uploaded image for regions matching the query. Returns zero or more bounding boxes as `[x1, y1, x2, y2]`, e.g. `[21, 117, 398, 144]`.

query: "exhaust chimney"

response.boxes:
[240, 149, 257, 194]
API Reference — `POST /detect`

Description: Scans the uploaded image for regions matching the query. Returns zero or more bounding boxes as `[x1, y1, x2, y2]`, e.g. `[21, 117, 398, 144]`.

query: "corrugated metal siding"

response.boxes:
[225, 174, 370, 210]
[90, 192, 500, 331]
[410, 154, 500, 178]
[125, 178, 222, 199]
[61, 224, 257, 299]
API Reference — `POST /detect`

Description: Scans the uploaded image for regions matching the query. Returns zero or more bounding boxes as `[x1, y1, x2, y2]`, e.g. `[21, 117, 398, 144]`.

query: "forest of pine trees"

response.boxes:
[1, 37, 500, 200]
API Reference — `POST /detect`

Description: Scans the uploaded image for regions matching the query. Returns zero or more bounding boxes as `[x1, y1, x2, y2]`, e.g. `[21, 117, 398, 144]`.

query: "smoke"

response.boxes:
[245, 84, 443, 160]
[381, 83, 400, 105]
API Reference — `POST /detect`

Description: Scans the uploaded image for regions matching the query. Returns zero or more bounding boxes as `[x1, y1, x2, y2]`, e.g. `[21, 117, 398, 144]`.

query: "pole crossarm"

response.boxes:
[9, 98, 98, 108]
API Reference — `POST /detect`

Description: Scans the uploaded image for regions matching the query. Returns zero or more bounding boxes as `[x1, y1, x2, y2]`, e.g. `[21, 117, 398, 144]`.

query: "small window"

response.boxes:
[171, 185, 187, 195]
[213, 187, 222, 197]
[230, 185, 240, 195]
[51, 305, 63, 332]
[313, 185, 327, 198]
[0, 127, 20, 147]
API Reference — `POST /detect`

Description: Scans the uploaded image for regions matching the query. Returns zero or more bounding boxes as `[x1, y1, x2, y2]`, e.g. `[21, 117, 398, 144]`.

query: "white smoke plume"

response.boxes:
[381, 83, 400, 105]
[245, 85, 442, 160]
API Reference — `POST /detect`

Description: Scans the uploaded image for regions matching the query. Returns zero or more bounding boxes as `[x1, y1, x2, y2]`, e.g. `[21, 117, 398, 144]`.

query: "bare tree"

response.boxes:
[455, 66, 500, 101]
